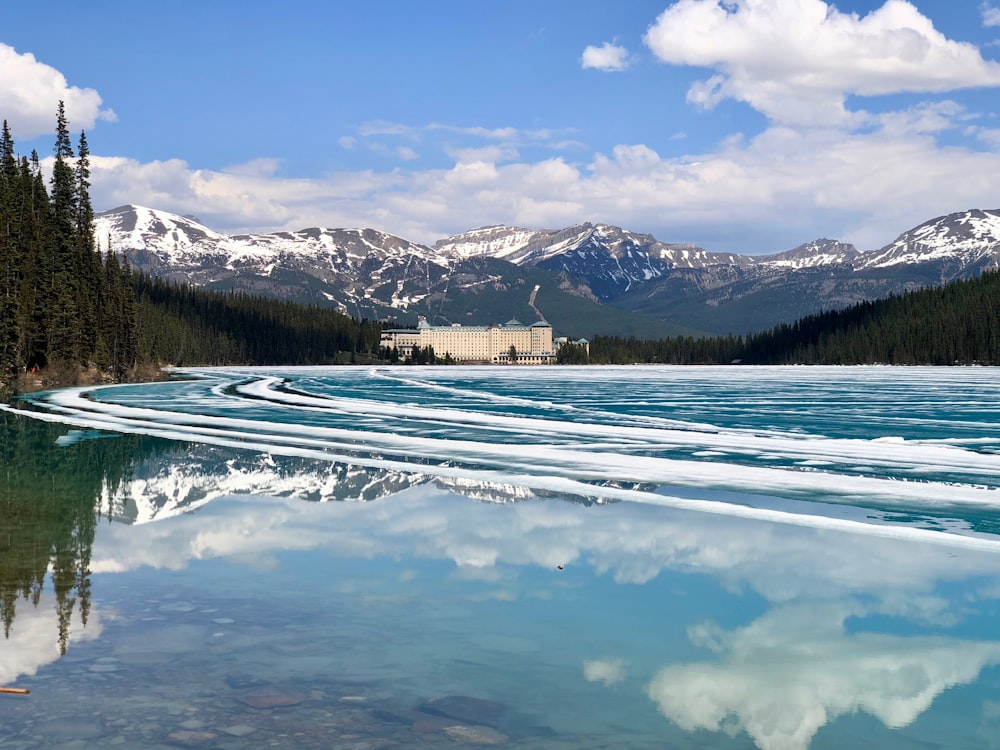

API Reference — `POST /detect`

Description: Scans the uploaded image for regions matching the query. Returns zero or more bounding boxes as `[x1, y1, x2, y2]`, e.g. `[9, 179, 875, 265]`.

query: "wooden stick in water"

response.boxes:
[0, 687, 30, 695]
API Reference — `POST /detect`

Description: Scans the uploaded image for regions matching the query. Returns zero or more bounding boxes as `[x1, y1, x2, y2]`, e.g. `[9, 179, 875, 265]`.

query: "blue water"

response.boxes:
[3, 365, 1000, 750]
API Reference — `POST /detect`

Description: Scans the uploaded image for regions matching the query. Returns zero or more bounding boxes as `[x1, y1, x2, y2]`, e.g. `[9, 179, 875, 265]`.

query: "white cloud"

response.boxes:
[875, 99, 971, 136]
[357, 120, 418, 138]
[0, 43, 115, 139]
[339, 122, 570, 171]
[584, 658, 627, 685]
[983, 2, 1000, 28]
[224, 157, 282, 177]
[83, 117, 1000, 252]
[644, 0, 1000, 127]
[647, 602, 1000, 750]
[0, 593, 104, 685]
[581, 42, 631, 72]
[428, 123, 521, 140]
[969, 125, 1000, 148]
[444, 144, 520, 164]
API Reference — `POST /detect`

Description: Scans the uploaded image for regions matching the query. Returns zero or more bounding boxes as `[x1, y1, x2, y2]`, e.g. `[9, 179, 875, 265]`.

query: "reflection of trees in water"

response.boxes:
[0, 412, 167, 655]
[0, 408, 598, 654]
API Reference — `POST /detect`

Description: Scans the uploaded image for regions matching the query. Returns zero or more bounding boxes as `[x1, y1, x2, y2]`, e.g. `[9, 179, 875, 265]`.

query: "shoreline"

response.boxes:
[7, 361, 170, 397]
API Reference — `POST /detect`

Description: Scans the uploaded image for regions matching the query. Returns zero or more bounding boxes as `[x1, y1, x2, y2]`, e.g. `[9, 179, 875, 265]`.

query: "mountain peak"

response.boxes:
[435, 225, 550, 261]
[95, 204, 226, 254]
[859, 208, 1000, 270]
[760, 238, 860, 269]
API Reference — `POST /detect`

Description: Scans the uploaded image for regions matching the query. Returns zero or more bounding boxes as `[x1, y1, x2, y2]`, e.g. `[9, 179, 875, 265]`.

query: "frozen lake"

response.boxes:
[2, 365, 1000, 749]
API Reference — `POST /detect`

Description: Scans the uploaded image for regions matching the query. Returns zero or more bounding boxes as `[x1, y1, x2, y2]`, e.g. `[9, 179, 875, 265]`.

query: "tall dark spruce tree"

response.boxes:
[0, 121, 19, 387]
[0, 103, 138, 395]
[47, 101, 83, 364]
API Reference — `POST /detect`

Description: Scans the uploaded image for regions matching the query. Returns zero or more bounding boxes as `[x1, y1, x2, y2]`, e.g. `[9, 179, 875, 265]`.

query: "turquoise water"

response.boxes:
[3, 365, 1000, 749]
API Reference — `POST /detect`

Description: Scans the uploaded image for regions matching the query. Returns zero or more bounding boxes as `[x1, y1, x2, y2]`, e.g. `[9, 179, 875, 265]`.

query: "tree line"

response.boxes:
[0, 104, 139, 392]
[588, 269, 1000, 366]
[0, 106, 385, 395]
[134, 273, 384, 367]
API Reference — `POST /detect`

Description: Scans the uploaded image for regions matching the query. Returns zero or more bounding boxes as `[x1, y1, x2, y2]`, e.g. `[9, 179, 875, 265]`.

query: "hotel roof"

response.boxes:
[385, 320, 551, 333]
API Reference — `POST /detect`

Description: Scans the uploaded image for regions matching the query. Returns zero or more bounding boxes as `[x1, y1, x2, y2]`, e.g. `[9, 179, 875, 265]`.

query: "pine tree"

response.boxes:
[46, 102, 82, 366]
[0, 121, 18, 387]
[19, 154, 53, 371]
[74, 131, 99, 357]
[50, 101, 76, 235]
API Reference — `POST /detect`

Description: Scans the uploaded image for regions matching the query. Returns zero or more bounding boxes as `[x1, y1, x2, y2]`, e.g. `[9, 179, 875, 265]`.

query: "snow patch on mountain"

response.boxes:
[96, 205, 450, 270]
[859, 209, 1000, 269]
[760, 239, 860, 270]
[434, 225, 549, 261]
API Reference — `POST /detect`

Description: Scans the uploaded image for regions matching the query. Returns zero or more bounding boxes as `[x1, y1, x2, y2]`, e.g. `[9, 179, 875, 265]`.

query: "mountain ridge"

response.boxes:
[95, 204, 1000, 335]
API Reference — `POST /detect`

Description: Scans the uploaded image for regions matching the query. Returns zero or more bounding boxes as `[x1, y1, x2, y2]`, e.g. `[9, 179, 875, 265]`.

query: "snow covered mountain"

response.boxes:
[858, 209, 1000, 271]
[95, 205, 1000, 334]
[437, 222, 751, 298]
[97, 205, 452, 318]
[98, 204, 450, 269]
[432, 224, 547, 262]
[759, 239, 861, 270]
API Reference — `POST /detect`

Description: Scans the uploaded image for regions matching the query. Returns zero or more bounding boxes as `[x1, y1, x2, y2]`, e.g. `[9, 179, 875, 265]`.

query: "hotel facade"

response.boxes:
[380, 318, 585, 364]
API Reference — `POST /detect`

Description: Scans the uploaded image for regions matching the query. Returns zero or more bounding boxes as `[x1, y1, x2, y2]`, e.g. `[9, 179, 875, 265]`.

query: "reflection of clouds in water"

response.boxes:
[0, 595, 104, 684]
[583, 658, 626, 686]
[85, 484, 1000, 748]
[646, 602, 1000, 750]
[92, 485, 1000, 619]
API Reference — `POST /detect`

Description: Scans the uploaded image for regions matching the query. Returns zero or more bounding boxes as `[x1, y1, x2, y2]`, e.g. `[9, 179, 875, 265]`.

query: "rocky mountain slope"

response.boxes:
[95, 205, 1000, 335]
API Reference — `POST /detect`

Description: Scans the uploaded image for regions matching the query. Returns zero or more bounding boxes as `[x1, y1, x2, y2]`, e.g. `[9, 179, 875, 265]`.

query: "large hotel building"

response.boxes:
[380, 318, 587, 364]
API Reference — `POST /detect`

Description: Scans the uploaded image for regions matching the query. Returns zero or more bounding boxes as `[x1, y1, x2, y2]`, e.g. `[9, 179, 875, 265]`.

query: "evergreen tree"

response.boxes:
[46, 102, 82, 365]
[587, 270, 1000, 367]
[0, 122, 19, 385]
[50, 101, 76, 237]
[0, 105, 144, 392]
[18, 154, 53, 372]
[74, 131, 99, 358]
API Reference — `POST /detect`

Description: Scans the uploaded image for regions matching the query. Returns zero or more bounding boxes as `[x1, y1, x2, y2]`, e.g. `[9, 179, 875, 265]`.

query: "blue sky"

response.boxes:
[3, 0, 1000, 253]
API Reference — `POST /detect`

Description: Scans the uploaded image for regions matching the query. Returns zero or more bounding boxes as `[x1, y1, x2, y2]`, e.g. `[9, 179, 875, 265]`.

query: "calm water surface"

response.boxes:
[2, 365, 1000, 750]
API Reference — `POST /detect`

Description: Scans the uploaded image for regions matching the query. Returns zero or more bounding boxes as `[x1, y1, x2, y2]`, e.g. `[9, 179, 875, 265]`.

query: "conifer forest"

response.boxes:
[0, 106, 383, 396]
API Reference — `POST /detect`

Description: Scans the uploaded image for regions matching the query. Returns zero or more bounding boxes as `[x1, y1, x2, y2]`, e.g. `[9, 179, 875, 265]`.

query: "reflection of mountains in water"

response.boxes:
[102, 448, 426, 523]
[0, 410, 582, 672]
[101, 444, 592, 524]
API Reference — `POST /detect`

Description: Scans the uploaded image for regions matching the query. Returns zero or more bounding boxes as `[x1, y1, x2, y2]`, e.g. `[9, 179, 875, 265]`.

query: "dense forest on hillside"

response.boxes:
[0, 105, 140, 393]
[589, 269, 1000, 365]
[134, 274, 383, 366]
[0, 107, 384, 395]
